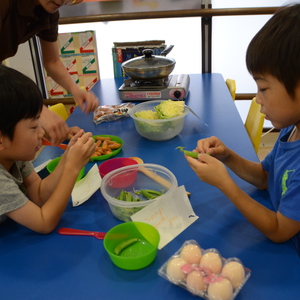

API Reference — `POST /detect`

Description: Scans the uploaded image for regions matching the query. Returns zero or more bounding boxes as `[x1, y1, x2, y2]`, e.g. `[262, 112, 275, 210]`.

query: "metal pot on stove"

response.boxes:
[121, 45, 175, 80]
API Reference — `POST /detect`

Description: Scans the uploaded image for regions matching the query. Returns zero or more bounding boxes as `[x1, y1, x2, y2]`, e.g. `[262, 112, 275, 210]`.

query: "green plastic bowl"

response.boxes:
[46, 157, 85, 182]
[104, 222, 160, 270]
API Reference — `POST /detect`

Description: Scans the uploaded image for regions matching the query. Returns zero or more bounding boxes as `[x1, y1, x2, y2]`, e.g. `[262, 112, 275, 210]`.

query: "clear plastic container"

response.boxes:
[100, 163, 178, 222]
[158, 240, 251, 300]
[129, 100, 189, 141]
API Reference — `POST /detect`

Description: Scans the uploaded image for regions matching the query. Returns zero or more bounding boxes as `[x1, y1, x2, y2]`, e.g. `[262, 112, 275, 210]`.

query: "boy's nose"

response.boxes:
[38, 124, 45, 138]
[255, 95, 262, 105]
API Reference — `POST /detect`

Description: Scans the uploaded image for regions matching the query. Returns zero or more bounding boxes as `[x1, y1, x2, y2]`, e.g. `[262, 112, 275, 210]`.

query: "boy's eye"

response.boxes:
[258, 88, 267, 92]
[31, 122, 39, 129]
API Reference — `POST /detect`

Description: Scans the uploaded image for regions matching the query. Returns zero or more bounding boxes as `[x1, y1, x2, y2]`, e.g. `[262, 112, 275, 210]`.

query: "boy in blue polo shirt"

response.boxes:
[185, 4, 300, 253]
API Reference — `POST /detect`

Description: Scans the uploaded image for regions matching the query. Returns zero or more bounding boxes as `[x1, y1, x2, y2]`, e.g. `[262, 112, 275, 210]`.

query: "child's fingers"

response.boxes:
[69, 129, 85, 142]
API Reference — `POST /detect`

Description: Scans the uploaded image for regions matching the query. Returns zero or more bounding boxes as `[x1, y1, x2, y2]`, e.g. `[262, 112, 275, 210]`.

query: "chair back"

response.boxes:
[225, 79, 236, 100]
[48, 103, 69, 121]
[245, 97, 265, 153]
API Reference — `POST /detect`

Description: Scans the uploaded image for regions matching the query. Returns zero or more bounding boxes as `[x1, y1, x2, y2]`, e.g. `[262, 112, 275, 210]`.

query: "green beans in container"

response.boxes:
[100, 163, 178, 222]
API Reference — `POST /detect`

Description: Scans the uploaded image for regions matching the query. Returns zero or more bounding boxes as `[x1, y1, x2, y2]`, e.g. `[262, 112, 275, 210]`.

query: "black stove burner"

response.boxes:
[123, 76, 170, 88]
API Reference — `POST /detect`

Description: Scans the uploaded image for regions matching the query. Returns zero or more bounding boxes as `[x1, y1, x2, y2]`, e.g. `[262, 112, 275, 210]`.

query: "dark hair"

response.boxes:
[246, 4, 300, 97]
[0, 65, 43, 139]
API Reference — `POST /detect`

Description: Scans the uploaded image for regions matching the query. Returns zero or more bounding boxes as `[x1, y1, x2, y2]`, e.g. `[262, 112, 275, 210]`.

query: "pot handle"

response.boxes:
[161, 45, 174, 56]
[143, 49, 155, 58]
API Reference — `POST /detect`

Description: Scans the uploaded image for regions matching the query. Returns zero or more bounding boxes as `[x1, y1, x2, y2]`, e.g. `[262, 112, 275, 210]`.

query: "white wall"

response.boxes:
[4, 42, 36, 82]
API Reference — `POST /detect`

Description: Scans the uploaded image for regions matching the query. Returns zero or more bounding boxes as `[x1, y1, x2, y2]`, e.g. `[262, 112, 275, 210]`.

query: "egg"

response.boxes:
[166, 257, 187, 282]
[207, 277, 233, 300]
[200, 252, 223, 274]
[180, 244, 202, 264]
[221, 261, 245, 289]
[186, 270, 207, 294]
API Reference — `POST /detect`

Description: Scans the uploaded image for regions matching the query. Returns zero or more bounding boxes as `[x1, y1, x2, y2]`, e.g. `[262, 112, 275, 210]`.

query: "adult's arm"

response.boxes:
[40, 39, 99, 113]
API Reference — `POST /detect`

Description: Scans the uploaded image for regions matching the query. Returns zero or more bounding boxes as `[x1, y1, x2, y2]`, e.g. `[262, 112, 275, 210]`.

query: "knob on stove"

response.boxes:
[174, 90, 182, 99]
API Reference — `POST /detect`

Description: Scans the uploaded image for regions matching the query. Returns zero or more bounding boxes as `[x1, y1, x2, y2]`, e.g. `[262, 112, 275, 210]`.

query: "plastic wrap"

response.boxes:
[93, 103, 135, 125]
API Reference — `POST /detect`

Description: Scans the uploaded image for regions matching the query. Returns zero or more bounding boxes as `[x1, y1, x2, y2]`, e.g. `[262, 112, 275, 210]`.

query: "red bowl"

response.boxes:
[99, 157, 138, 188]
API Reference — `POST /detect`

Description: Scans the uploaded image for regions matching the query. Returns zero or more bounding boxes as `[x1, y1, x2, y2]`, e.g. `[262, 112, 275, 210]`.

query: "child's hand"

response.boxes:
[66, 129, 85, 148]
[186, 153, 230, 188]
[196, 136, 230, 162]
[65, 130, 96, 170]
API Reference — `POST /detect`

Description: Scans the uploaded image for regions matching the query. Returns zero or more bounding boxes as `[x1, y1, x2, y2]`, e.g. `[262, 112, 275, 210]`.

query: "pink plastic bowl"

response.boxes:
[98, 157, 138, 188]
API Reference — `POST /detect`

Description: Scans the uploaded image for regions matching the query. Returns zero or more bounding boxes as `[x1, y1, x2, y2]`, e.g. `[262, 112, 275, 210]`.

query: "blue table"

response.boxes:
[1, 74, 299, 299]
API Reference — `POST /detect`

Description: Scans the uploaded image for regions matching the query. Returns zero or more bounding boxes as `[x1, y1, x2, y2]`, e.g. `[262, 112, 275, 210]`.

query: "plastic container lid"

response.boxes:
[122, 49, 175, 70]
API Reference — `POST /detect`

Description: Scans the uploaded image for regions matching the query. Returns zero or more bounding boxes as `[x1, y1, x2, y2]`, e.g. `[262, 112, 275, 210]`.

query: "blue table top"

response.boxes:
[1, 74, 299, 300]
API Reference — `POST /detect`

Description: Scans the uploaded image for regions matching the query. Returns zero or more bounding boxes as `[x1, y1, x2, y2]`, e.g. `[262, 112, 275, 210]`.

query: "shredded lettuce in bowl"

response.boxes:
[155, 100, 185, 119]
[134, 100, 185, 120]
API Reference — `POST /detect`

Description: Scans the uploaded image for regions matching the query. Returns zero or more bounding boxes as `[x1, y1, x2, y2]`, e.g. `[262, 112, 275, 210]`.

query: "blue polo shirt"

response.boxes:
[262, 126, 300, 253]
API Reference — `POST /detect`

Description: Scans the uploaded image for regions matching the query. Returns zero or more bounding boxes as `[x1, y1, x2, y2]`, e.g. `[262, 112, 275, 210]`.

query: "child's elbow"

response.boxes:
[269, 236, 289, 244]
[255, 175, 269, 190]
[39, 228, 55, 235]
[257, 183, 268, 190]
[35, 223, 58, 235]
[267, 232, 291, 244]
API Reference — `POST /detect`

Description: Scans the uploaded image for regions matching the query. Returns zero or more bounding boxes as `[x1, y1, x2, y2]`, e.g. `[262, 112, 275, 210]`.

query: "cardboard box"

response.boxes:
[112, 40, 166, 78]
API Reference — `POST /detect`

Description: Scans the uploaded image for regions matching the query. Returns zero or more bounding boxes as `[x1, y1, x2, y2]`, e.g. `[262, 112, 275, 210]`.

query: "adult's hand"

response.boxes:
[68, 126, 81, 140]
[40, 40, 99, 114]
[72, 87, 99, 113]
[40, 105, 69, 145]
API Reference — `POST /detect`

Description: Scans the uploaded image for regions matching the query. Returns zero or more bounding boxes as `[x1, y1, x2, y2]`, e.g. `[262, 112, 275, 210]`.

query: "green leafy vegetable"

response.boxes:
[134, 110, 159, 120]
[112, 189, 165, 221]
[155, 100, 185, 119]
[134, 100, 185, 120]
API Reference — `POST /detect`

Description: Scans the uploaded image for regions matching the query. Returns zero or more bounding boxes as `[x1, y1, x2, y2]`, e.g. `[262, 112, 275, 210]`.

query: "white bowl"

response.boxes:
[129, 100, 189, 141]
[100, 163, 178, 222]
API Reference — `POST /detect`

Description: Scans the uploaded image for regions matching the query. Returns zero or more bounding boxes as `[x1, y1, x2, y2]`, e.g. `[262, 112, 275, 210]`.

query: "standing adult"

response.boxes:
[0, 0, 99, 144]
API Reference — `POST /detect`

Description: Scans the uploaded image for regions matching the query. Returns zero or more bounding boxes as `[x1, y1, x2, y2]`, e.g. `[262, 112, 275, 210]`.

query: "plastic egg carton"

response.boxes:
[158, 240, 251, 300]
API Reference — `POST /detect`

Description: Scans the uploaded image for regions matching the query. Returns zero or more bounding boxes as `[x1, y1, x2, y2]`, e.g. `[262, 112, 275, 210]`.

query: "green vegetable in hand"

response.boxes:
[114, 238, 139, 255]
[176, 146, 211, 158]
[176, 146, 199, 158]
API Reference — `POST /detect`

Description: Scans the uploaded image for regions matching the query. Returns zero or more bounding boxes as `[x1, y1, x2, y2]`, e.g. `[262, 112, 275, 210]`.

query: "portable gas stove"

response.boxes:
[119, 74, 190, 101]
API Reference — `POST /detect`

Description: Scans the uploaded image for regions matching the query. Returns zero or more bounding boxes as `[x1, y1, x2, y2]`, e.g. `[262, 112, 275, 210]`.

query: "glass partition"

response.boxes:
[213, 0, 295, 8]
[60, 0, 201, 18]
[59, 17, 202, 80]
